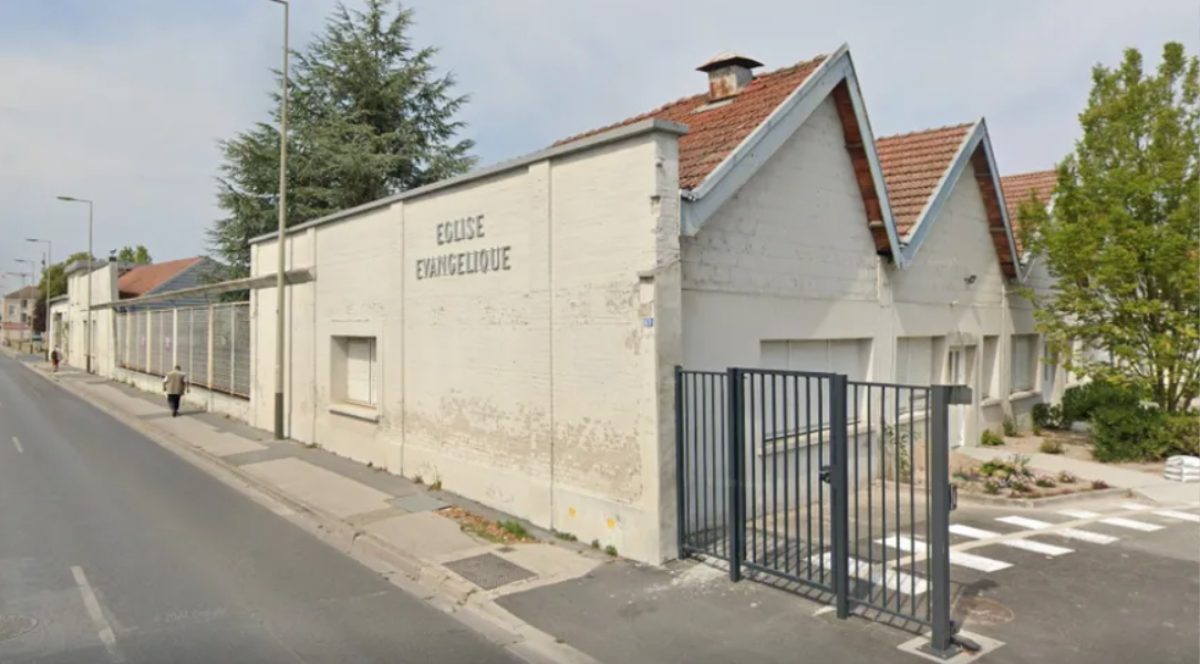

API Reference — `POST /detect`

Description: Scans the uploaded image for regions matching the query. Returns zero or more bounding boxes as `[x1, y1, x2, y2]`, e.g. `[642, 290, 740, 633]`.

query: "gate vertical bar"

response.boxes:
[726, 368, 743, 582]
[928, 385, 958, 657]
[829, 373, 850, 619]
[674, 366, 686, 558]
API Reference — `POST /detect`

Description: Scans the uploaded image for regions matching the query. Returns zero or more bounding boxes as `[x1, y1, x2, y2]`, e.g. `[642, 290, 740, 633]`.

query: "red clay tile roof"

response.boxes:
[875, 123, 974, 237]
[4, 285, 40, 300]
[117, 257, 202, 298]
[554, 55, 828, 190]
[1001, 170, 1056, 220]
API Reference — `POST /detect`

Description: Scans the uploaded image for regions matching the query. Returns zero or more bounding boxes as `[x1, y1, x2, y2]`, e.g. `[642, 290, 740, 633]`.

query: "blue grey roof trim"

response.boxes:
[250, 118, 689, 245]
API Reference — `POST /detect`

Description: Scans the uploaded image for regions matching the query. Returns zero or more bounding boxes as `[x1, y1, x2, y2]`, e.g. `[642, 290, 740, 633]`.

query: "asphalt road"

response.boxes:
[0, 354, 515, 663]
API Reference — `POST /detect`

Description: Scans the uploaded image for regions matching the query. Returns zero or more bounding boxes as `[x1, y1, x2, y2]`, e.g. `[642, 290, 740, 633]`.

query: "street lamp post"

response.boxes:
[268, 0, 289, 439]
[26, 238, 51, 356]
[56, 196, 94, 373]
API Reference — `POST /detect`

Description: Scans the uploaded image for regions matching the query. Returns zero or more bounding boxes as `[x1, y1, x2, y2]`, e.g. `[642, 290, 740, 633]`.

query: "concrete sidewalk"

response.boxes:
[957, 446, 1200, 506]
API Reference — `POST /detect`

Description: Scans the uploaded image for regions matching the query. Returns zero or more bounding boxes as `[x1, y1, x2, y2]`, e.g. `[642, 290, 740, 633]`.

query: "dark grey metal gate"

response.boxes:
[676, 367, 966, 657]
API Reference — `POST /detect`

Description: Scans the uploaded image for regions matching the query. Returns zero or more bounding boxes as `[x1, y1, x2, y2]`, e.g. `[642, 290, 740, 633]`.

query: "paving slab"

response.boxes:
[445, 553, 536, 590]
[241, 458, 392, 518]
[489, 543, 602, 595]
[365, 511, 480, 559]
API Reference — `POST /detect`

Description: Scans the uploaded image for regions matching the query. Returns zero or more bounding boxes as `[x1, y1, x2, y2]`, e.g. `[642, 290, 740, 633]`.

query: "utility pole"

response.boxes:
[267, 0, 290, 439]
[26, 238, 51, 357]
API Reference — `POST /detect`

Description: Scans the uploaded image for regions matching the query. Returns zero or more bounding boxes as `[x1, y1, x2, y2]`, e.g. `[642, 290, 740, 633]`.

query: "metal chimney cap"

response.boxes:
[696, 51, 763, 73]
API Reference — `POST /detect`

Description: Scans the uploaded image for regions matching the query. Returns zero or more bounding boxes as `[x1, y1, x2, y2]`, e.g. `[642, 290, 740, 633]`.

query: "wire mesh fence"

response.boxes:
[115, 302, 250, 398]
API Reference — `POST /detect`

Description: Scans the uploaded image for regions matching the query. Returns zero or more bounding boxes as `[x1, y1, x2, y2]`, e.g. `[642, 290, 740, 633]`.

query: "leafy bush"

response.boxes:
[1039, 438, 1064, 454]
[1057, 470, 1077, 484]
[1032, 403, 1065, 430]
[980, 429, 1005, 447]
[1163, 413, 1200, 456]
[1092, 404, 1169, 462]
[982, 479, 1001, 495]
[1061, 380, 1141, 424]
[1002, 417, 1018, 437]
[1034, 475, 1057, 488]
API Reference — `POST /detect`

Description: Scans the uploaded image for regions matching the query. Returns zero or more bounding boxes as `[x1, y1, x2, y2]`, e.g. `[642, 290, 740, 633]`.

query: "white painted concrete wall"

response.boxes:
[63, 264, 119, 375]
[251, 126, 683, 562]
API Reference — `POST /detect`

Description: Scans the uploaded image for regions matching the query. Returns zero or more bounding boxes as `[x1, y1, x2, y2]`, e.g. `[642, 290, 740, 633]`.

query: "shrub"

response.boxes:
[1002, 417, 1018, 437]
[1163, 413, 1200, 457]
[1008, 477, 1032, 493]
[980, 429, 1005, 447]
[1061, 380, 1141, 424]
[1039, 439, 1064, 454]
[1057, 470, 1077, 484]
[1091, 480, 1110, 490]
[1032, 403, 1065, 430]
[1034, 475, 1057, 488]
[1092, 403, 1169, 462]
[500, 520, 529, 539]
[982, 479, 1001, 495]
[604, 544, 618, 557]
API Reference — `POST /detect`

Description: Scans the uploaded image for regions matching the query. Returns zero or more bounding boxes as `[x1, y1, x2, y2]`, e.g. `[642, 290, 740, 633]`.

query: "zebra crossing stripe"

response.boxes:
[1154, 510, 1200, 524]
[875, 535, 1012, 572]
[1118, 502, 1155, 511]
[949, 524, 1074, 556]
[1059, 509, 1164, 532]
[812, 553, 928, 596]
[995, 516, 1119, 544]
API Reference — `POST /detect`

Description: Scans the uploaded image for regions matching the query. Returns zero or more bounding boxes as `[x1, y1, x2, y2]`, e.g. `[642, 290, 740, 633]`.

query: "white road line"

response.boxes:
[70, 566, 124, 662]
[1059, 509, 1163, 532]
[995, 516, 1119, 544]
[949, 524, 1074, 556]
[812, 553, 928, 596]
[876, 535, 1012, 572]
[1118, 502, 1155, 511]
[1154, 510, 1200, 524]
[11, 436, 23, 453]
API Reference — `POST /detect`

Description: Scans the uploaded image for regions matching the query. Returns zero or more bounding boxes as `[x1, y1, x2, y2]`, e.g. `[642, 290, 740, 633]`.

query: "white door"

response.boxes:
[946, 346, 976, 448]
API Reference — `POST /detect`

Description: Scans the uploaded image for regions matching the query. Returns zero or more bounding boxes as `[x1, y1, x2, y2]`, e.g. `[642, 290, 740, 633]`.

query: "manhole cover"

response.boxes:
[0, 615, 38, 641]
[958, 596, 1014, 625]
[445, 553, 536, 590]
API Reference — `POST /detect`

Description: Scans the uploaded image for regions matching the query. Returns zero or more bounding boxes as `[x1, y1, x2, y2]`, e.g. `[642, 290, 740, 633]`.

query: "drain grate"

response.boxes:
[0, 615, 38, 641]
[444, 553, 536, 590]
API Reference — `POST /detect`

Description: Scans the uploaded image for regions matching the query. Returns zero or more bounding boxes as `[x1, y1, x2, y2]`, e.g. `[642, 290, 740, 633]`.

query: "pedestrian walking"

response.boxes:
[50, 348, 60, 372]
[162, 365, 188, 417]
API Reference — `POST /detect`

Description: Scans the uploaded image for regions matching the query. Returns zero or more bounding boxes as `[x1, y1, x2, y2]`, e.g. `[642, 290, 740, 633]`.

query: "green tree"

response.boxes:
[31, 251, 94, 333]
[209, 0, 475, 276]
[115, 245, 152, 264]
[1021, 42, 1199, 413]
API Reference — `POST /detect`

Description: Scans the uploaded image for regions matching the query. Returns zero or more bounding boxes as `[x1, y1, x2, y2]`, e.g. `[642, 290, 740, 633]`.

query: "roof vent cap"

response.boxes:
[697, 51, 763, 100]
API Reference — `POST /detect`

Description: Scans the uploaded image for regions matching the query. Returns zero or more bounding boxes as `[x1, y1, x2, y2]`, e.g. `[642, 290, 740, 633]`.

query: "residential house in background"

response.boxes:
[2, 285, 40, 344]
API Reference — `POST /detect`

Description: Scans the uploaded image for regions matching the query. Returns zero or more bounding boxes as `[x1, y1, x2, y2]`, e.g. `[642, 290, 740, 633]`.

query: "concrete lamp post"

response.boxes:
[56, 195, 94, 374]
[26, 238, 51, 357]
[267, 0, 289, 440]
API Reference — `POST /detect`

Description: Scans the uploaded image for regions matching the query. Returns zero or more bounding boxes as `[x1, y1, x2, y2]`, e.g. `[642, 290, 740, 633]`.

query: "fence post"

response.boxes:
[927, 384, 968, 658]
[830, 373, 850, 619]
[206, 304, 215, 389]
[726, 368, 743, 583]
[674, 366, 686, 559]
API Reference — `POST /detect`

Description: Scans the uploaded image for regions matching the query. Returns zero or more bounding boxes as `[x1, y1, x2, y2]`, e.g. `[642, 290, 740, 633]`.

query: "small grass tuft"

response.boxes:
[1034, 475, 1057, 488]
[590, 539, 600, 550]
[430, 479, 443, 491]
[1002, 417, 1018, 437]
[413, 475, 423, 485]
[1057, 470, 1077, 484]
[554, 530, 578, 542]
[499, 520, 529, 539]
[980, 429, 1005, 447]
[604, 545, 618, 557]
[1091, 479, 1110, 490]
[1039, 438, 1064, 455]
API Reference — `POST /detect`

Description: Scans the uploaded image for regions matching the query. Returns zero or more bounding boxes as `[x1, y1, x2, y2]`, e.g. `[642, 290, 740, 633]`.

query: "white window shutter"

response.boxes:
[345, 338, 374, 404]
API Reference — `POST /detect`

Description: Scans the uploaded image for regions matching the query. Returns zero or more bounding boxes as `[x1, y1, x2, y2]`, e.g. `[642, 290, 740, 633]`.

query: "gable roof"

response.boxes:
[4, 285, 39, 300]
[876, 124, 974, 237]
[875, 120, 1022, 279]
[117, 257, 203, 298]
[1000, 170, 1056, 252]
[555, 56, 827, 190]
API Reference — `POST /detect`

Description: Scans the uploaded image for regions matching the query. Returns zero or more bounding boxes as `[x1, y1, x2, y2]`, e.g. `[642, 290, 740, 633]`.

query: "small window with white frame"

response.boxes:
[981, 335, 999, 399]
[333, 336, 377, 408]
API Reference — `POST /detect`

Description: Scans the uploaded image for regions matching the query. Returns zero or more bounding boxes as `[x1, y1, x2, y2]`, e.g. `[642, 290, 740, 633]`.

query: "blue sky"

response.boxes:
[1, 0, 1197, 294]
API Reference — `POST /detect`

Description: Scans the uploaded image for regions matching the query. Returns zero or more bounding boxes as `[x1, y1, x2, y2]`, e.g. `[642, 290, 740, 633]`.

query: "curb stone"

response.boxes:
[15, 359, 598, 664]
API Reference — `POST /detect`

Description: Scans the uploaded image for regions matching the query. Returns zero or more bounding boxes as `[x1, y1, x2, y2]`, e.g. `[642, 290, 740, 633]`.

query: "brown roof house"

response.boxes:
[2, 285, 39, 343]
[245, 44, 1059, 564]
[116, 256, 221, 309]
